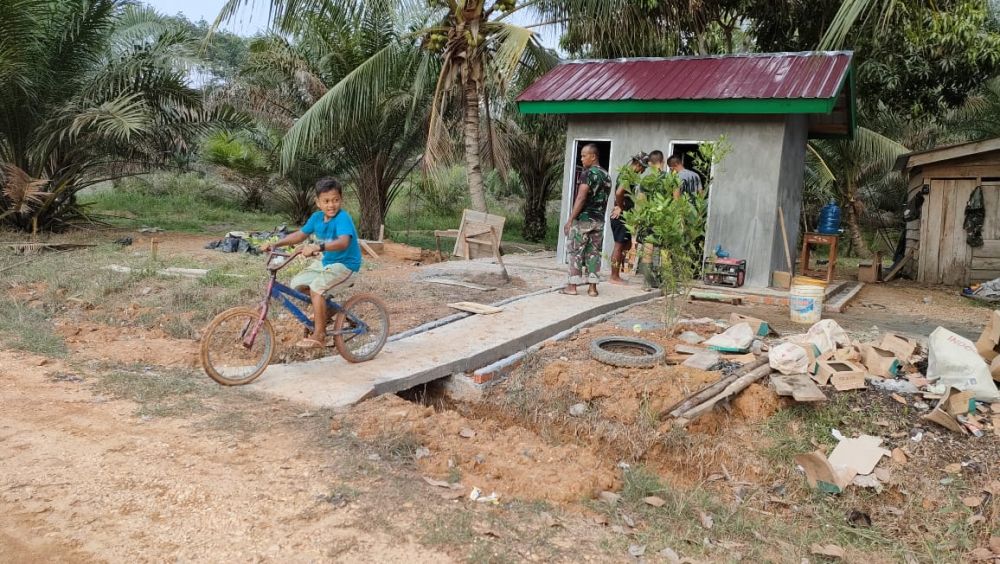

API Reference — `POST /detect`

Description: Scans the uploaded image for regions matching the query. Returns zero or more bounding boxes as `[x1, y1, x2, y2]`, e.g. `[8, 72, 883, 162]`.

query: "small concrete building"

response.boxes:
[895, 138, 1000, 286]
[516, 52, 856, 288]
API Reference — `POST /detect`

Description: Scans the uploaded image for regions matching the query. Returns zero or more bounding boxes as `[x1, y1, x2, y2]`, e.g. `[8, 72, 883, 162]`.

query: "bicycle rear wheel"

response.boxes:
[200, 307, 276, 385]
[333, 294, 389, 363]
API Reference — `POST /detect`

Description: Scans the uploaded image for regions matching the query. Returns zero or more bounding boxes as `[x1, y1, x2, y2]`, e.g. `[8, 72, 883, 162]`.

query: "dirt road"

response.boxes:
[0, 351, 451, 563]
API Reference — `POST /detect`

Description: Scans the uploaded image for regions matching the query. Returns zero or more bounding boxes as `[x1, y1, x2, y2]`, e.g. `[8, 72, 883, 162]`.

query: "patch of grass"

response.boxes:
[372, 429, 423, 462]
[82, 173, 286, 232]
[94, 367, 216, 418]
[760, 394, 886, 465]
[0, 298, 66, 356]
[420, 511, 476, 546]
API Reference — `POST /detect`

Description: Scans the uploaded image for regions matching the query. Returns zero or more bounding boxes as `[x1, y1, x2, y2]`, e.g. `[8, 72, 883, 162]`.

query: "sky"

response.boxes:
[147, 0, 560, 48]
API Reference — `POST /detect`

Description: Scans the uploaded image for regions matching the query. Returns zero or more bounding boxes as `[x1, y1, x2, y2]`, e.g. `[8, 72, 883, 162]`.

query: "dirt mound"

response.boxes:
[339, 395, 619, 502]
[55, 321, 198, 367]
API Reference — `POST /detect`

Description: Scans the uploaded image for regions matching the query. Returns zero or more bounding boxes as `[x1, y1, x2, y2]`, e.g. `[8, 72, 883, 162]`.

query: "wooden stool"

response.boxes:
[799, 232, 838, 282]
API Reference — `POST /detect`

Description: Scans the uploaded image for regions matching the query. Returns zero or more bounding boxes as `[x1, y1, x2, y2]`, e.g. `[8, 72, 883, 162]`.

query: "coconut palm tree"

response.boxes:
[0, 1, 236, 231]
[216, 0, 555, 213]
[211, 5, 433, 237]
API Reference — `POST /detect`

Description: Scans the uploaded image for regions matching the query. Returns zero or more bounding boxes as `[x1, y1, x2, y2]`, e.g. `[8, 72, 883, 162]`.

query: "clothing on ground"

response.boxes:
[290, 260, 358, 296]
[567, 219, 604, 285]
[577, 165, 612, 222]
[301, 210, 362, 271]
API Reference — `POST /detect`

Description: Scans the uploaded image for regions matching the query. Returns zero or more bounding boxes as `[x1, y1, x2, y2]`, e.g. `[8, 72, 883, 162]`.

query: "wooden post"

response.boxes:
[150, 238, 160, 261]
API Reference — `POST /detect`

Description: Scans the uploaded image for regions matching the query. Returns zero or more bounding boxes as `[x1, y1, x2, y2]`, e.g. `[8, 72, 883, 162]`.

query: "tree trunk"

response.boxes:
[521, 189, 547, 242]
[354, 168, 387, 240]
[463, 79, 488, 212]
[844, 189, 871, 258]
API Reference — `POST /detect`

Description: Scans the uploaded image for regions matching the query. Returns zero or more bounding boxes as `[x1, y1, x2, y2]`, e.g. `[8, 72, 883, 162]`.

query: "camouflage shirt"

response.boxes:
[577, 165, 612, 222]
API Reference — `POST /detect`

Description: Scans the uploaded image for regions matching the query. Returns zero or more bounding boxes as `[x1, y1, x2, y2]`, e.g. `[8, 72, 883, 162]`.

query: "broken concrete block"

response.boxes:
[678, 331, 704, 345]
[682, 351, 721, 370]
[814, 360, 866, 386]
[568, 403, 588, 417]
[674, 344, 703, 355]
[771, 374, 827, 402]
[704, 323, 753, 353]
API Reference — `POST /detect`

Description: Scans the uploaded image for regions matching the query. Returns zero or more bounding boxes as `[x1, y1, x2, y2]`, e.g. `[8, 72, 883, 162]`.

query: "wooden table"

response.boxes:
[799, 232, 838, 282]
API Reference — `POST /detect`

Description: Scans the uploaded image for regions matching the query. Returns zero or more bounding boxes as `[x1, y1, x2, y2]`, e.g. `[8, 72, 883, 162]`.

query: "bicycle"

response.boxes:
[200, 249, 389, 386]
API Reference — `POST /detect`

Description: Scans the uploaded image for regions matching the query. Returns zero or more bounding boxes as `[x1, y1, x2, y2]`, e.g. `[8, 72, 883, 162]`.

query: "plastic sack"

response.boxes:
[704, 322, 754, 353]
[927, 327, 1000, 402]
[806, 319, 850, 354]
[769, 342, 810, 375]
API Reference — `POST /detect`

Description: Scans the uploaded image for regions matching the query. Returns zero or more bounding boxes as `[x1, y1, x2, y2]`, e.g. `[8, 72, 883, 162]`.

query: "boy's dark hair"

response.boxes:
[667, 155, 683, 167]
[648, 150, 664, 164]
[314, 177, 343, 197]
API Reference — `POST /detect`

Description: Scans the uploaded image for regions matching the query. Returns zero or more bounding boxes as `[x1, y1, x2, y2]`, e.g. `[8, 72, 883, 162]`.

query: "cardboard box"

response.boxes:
[814, 360, 866, 386]
[834, 345, 862, 363]
[976, 310, 1000, 363]
[878, 333, 918, 361]
[922, 387, 969, 434]
[857, 253, 882, 284]
[729, 313, 770, 337]
[831, 373, 867, 391]
[860, 344, 901, 378]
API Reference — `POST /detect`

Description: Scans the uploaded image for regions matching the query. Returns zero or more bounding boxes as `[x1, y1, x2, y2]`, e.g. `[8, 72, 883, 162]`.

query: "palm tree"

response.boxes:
[0, 1, 236, 231]
[948, 75, 1000, 140]
[216, 0, 555, 213]
[507, 114, 563, 242]
[212, 6, 432, 237]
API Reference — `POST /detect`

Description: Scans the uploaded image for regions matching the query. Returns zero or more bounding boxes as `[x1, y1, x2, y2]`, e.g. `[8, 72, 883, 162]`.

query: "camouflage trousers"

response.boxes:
[567, 219, 604, 285]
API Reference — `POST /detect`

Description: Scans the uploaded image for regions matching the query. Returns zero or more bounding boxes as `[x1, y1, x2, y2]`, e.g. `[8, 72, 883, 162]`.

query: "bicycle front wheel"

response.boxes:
[334, 294, 389, 363]
[200, 307, 276, 386]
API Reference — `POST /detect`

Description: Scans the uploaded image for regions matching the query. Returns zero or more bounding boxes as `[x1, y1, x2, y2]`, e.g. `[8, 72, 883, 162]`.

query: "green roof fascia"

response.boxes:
[517, 97, 838, 116]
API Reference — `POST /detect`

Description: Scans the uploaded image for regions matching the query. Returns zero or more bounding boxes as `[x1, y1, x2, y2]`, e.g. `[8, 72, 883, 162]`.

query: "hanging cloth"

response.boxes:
[965, 186, 985, 248]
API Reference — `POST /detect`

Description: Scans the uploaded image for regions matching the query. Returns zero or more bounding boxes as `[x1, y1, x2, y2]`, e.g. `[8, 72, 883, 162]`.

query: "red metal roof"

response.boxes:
[516, 52, 853, 103]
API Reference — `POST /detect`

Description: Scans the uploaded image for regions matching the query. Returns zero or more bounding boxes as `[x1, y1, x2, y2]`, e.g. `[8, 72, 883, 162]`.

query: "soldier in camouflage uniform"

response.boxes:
[562, 143, 612, 296]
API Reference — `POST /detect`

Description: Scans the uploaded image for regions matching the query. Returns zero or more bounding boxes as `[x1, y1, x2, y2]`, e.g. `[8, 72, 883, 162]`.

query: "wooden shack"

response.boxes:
[896, 138, 1000, 285]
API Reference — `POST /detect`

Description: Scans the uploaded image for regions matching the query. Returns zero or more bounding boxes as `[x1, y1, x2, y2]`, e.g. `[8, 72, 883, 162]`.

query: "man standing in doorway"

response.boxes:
[563, 143, 612, 297]
[668, 154, 703, 199]
[609, 153, 647, 284]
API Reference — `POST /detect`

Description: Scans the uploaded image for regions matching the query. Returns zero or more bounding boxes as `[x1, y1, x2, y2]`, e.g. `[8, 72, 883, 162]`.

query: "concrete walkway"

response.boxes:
[249, 282, 658, 409]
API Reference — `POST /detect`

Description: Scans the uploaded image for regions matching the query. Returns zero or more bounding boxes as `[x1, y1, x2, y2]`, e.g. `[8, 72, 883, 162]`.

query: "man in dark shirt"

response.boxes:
[562, 143, 612, 296]
[609, 153, 647, 284]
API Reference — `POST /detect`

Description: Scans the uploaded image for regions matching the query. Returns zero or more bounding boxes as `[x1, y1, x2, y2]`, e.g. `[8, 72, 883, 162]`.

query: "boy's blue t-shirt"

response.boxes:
[301, 210, 362, 272]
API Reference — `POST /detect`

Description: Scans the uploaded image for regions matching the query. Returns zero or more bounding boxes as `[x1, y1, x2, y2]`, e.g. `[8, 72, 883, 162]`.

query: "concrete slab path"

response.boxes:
[249, 282, 658, 409]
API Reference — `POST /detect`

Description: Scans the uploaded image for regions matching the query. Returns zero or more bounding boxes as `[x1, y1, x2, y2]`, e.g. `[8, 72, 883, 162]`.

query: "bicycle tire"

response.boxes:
[200, 307, 276, 386]
[334, 294, 389, 363]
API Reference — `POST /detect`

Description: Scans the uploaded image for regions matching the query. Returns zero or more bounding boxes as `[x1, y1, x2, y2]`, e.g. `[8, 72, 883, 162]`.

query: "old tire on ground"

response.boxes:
[590, 336, 665, 368]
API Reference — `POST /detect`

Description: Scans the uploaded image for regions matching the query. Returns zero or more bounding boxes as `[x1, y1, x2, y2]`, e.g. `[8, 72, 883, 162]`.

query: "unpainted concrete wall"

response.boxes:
[558, 114, 807, 288]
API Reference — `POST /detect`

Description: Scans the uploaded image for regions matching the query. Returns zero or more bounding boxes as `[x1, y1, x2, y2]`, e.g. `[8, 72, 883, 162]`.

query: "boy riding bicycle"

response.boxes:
[261, 177, 362, 349]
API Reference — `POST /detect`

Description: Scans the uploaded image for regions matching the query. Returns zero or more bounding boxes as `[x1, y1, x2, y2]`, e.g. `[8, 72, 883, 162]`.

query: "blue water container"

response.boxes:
[817, 202, 841, 234]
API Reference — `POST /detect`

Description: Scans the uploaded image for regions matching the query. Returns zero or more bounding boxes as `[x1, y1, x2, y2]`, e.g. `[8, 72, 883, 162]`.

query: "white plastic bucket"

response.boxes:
[789, 276, 826, 324]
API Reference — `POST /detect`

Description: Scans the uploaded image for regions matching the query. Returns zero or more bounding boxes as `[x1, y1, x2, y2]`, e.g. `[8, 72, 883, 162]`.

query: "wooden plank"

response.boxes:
[919, 180, 943, 283]
[883, 249, 914, 282]
[359, 239, 379, 258]
[689, 291, 742, 305]
[972, 258, 1000, 270]
[422, 277, 497, 291]
[972, 270, 1000, 282]
[981, 186, 1000, 241]
[906, 138, 1000, 168]
[973, 240, 1000, 259]
[447, 302, 504, 315]
[940, 180, 976, 286]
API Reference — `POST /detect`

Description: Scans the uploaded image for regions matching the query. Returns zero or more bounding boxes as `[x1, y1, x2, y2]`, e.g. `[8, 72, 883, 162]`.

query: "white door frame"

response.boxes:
[669, 140, 715, 263]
